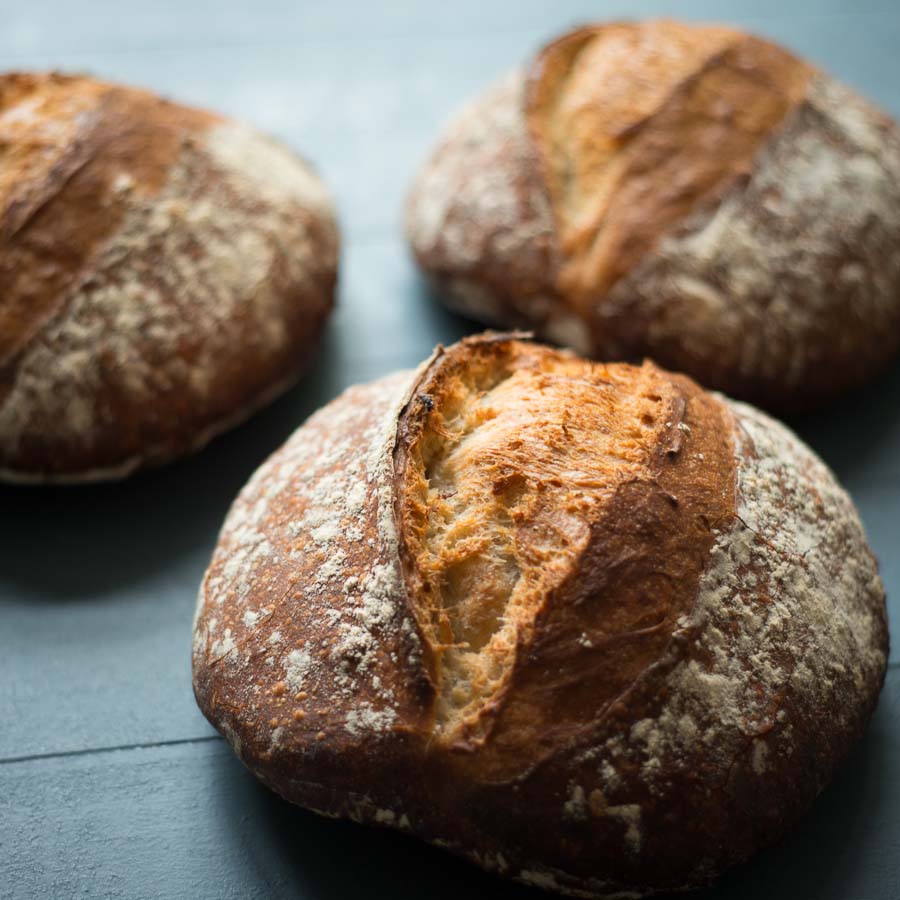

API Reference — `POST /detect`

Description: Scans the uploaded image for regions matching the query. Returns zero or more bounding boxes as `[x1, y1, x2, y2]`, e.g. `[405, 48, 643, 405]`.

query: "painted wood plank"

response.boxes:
[3, 0, 899, 59]
[2, 669, 898, 900]
[0, 13, 898, 900]
[788, 365, 900, 488]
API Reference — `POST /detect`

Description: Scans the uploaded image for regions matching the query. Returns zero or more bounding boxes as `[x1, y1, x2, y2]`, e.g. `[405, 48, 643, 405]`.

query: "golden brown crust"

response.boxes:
[406, 20, 900, 409]
[0, 73, 215, 371]
[194, 335, 887, 897]
[0, 72, 338, 481]
[193, 367, 434, 797]
[526, 22, 812, 304]
[393, 338, 734, 780]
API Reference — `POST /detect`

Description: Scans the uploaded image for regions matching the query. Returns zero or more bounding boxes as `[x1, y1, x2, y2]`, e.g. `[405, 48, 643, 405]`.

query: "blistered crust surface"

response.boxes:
[0, 74, 338, 480]
[396, 343, 697, 744]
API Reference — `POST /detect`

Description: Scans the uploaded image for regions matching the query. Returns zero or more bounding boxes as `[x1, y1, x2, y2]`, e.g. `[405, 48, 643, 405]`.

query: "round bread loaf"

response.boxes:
[193, 333, 887, 898]
[406, 20, 900, 410]
[0, 72, 338, 483]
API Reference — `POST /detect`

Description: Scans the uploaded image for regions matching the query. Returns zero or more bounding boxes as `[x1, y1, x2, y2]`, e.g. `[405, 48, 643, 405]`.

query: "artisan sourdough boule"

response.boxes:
[406, 19, 900, 409]
[0, 72, 337, 482]
[193, 334, 887, 898]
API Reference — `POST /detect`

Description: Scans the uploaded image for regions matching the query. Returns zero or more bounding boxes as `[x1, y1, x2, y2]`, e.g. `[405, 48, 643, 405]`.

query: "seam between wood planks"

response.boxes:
[0, 734, 222, 768]
[1, 661, 898, 766]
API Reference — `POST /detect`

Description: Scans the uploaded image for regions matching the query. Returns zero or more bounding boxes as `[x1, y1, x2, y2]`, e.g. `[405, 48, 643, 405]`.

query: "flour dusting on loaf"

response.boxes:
[602, 74, 900, 398]
[407, 20, 900, 407]
[205, 120, 334, 218]
[406, 74, 578, 345]
[0, 73, 338, 481]
[194, 336, 887, 899]
[194, 369, 431, 765]
[588, 399, 885, 797]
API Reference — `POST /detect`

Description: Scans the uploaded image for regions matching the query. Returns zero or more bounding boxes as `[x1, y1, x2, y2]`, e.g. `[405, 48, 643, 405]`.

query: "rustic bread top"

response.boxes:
[406, 21, 900, 408]
[194, 335, 887, 896]
[394, 338, 735, 780]
[0, 72, 338, 481]
[526, 21, 812, 304]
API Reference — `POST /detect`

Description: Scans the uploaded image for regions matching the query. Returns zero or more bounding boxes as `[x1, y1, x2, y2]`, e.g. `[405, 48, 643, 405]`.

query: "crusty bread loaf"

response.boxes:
[406, 20, 900, 410]
[193, 333, 888, 898]
[0, 72, 338, 483]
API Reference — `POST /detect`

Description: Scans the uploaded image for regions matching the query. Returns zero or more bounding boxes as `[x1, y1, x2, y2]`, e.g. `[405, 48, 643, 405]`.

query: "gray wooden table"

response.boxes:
[1, 2, 898, 898]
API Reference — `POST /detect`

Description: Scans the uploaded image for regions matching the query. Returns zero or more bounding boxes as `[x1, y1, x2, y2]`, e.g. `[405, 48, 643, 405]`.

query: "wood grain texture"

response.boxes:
[0, 1, 899, 898]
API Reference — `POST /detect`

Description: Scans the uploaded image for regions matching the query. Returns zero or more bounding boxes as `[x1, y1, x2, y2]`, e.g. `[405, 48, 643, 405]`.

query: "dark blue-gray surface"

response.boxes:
[1, 2, 898, 898]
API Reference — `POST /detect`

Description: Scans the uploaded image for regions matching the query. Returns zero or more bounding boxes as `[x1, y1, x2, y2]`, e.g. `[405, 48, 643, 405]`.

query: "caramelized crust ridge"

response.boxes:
[395, 337, 735, 764]
[526, 21, 813, 304]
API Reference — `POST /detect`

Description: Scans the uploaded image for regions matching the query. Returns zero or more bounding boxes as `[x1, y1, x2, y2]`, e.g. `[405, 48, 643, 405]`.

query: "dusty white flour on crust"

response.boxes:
[205, 121, 333, 219]
[407, 71, 550, 268]
[410, 66, 900, 391]
[0, 119, 336, 478]
[0, 362, 311, 484]
[601, 75, 900, 382]
[194, 369, 425, 749]
[587, 399, 885, 812]
[407, 72, 576, 337]
[546, 395, 886, 894]
[513, 864, 642, 900]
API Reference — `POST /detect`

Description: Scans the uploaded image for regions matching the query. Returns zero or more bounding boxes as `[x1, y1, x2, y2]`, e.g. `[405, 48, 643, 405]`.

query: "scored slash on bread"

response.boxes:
[193, 333, 887, 898]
